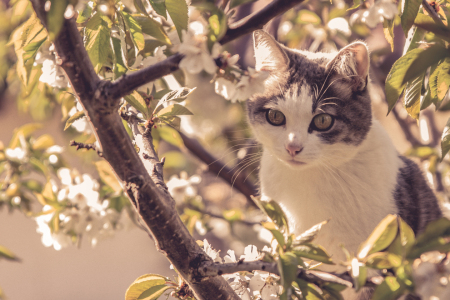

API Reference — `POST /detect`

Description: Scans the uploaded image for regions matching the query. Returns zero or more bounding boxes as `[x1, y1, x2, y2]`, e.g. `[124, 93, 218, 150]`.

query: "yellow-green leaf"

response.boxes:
[357, 214, 398, 258]
[32, 134, 55, 150]
[95, 160, 122, 193]
[372, 276, 405, 300]
[125, 274, 168, 300]
[84, 13, 113, 73]
[155, 104, 193, 118]
[296, 10, 321, 25]
[165, 0, 188, 40]
[0, 245, 20, 262]
[292, 243, 333, 264]
[9, 123, 43, 148]
[133, 15, 171, 45]
[64, 110, 85, 131]
[119, 12, 145, 52]
[124, 91, 149, 118]
[401, 0, 422, 34]
[441, 118, 450, 159]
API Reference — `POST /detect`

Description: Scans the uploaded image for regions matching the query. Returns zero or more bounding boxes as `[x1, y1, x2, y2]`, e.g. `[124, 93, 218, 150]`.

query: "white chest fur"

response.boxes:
[259, 121, 403, 268]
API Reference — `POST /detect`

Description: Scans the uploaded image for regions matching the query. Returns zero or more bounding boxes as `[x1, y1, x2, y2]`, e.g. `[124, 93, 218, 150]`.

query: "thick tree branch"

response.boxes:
[179, 131, 258, 206]
[30, 1, 241, 299]
[106, 0, 306, 100]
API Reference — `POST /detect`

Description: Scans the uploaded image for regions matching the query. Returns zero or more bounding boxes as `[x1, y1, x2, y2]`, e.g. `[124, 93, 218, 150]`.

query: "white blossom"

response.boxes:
[350, 0, 397, 28]
[240, 245, 261, 261]
[231, 68, 269, 102]
[39, 58, 69, 89]
[215, 77, 237, 100]
[178, 30, 221, 74]
[166, 171, 201, 204]
[5, 147, 26, 162]
[203, 239, 222, 263]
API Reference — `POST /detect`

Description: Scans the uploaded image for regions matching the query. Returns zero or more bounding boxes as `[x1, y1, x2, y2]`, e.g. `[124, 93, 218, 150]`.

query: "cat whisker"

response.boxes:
[316, 74, 360, 104]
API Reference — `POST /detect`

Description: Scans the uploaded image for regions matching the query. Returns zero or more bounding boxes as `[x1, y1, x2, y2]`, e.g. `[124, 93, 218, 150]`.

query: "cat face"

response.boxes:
[247, 30, 373, 169]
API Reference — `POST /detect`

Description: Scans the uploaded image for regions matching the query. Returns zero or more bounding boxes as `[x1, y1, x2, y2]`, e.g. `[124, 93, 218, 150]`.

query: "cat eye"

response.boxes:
[312, 113, 334, 131]
[266, 109, 286, 126]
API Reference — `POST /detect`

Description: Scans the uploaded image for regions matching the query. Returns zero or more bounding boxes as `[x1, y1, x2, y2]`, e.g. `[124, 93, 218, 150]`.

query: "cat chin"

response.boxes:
[280, 158, 309, 169]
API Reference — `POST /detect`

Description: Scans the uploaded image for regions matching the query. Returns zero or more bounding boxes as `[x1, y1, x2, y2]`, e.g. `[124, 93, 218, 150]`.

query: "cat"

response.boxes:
[247, 30, 442, 299]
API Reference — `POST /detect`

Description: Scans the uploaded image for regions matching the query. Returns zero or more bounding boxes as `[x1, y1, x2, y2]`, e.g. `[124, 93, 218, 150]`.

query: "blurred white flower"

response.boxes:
[327, 17, 351, 36]
[5, 147, 26, 162]
[214, 78, 236, 100]
[224, 249, 237, 263]
[39, 59, 69, 89]
[231, 68, 269, 102]
[178, 30, 221, 74]
[413, 252, 450, 299]
[166, 172, 201, 204]
[350, 0, 397, 28]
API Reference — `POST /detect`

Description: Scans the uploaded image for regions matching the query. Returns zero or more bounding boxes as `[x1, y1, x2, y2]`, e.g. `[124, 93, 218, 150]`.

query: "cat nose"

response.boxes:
[285, 143, 303, 157]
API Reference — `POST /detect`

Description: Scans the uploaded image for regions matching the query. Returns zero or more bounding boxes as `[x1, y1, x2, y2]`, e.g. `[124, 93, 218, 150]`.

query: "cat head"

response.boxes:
[247, 30, 372, 169]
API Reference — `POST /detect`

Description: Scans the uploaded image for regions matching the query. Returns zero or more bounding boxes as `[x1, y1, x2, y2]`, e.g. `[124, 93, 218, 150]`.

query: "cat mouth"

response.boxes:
[286, 159, 306, 166]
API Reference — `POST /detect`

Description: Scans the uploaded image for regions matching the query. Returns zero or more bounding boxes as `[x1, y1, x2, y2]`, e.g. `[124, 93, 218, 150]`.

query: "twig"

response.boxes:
[197, 260, 381, 289]
[70, 140, 103, 156]
[106, 0, 306, 100]
[179, 131, 258, 206]
[422, 0, 445, 27]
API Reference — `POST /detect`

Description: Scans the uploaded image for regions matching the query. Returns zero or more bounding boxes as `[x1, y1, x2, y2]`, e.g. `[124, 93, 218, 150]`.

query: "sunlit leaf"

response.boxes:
[84, 13, 113, 73]
[47, 0, 69, 40]
[155, 104, 193, 118]
[64, 110, 85, 131]
[383, 19, 394, 52]
[372, 276, 405, 300]
[95, 160, 122, 193]
[119, 12, 145, 53]
[414, 217, 450, 248]
[9, 123, 43, 148]
[262, 221, 285, 246]
[357, 214, 398, 258]
[222, 209, 243, 222]
[32, 134, 55, 150]
[347, 0, 360, 10]
[166, 0, 188, 40]
[293, 220, 328, 245]
[293, 243, 333, 264]
[157, 126, 184, 148]
[414, 13, 450, 42]
[148, 0, 167, 19]
[365, 252, 402, 269]
[136, 285, 172, 300]
[125, 274, 168, 300]
[29, 157, 49, 175]
[296, 10, 321, 25]
[124, 91, 149, 118]
[77, 2, 93, 23]
[251, 196, 290, 233]
[133, 15, 171, 45]
[430, 57, 450, 102]
[134, 0, 151, 18]
[112, 37, 128, 78]
[0, 245, 20, 262]
[441, 118, 450, 159]
[403, 72, 424, 119]
[278, 252, 298, 291]
[401, 0, 422, 34]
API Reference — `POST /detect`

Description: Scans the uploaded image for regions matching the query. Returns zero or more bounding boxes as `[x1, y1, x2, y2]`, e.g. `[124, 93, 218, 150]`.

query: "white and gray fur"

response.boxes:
[247, 30, 441, 299]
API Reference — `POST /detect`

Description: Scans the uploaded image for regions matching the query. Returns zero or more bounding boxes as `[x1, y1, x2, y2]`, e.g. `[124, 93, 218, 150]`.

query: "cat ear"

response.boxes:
[253, 30, 289, 73]
[326, 42, 369, 90]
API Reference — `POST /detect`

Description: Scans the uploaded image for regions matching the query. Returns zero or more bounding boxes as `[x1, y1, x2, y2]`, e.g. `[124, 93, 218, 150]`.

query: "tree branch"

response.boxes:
[106, 0, 306, 100]
[30, 1, 241, 299]
[198, 260, 382, 289]
[179, 131, 258, 206]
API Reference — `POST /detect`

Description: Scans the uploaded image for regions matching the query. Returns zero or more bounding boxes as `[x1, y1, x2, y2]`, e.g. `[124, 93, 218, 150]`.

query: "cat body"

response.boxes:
[247, 30, 442, 297]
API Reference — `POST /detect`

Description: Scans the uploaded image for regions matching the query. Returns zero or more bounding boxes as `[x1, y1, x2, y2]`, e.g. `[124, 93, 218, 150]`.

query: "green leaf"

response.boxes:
[251, 196, 290, 233]
[77, 2, 93, 23]
[404, 26, 425, 54]
[47, 0, 69, 40]
[134, 0, 151, 18]
[414, 13, 450, 42]
[403, 72, 424, 119]
[158, 87, 195, 105]
[64, 110, 85, 131]
[352, 264, 367, 292]
[165, 0, 188, 40]
[229, 0, 257, 9]
[365, 252, 402, 269]
[401, 0, 422, 34]
[23, 37, 46, 63]
[157, 126, 184, 148]
[124, 91, 149, 118]
[296, 10, 321, 25]
[386, 48, 424, 113]
[262, 221, 286, 247]
[155, 104, 193, 118]
[383, 19, 394, 52]
[420, 86, 434, 110]
[95, 160, 122, 193]
[208, 12, 227, 42]
[0, 245, 20, 262]
[408, 236, 450, 258]
[137, 285, 172, 299]
[372, 276, 406, 300]
[347, 0, 361, 10]
[9, 123, 43, 148]
[278, 252, 299, 290]
[125, 274, 168, 300]
[84, 13, 113, 73]
[32, 134, 55, 150]
[148, 0, 167, 19]
[292, 243, 333, 264]
[29, 157, 50, 175]
[402, 44, 449, 86]
[133, 15, 171, 45]
[293, 220, 328, 245]
[112, 37, 128, 78]
[431, 57, 450, 102]
[119, 12, 145, 53]
[388, 217, 415, 257]
[222, 209, 243, 222]
[441, 118, 450, 159]
[357, 214, 398, 259]
[414, 217, 450, 248]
